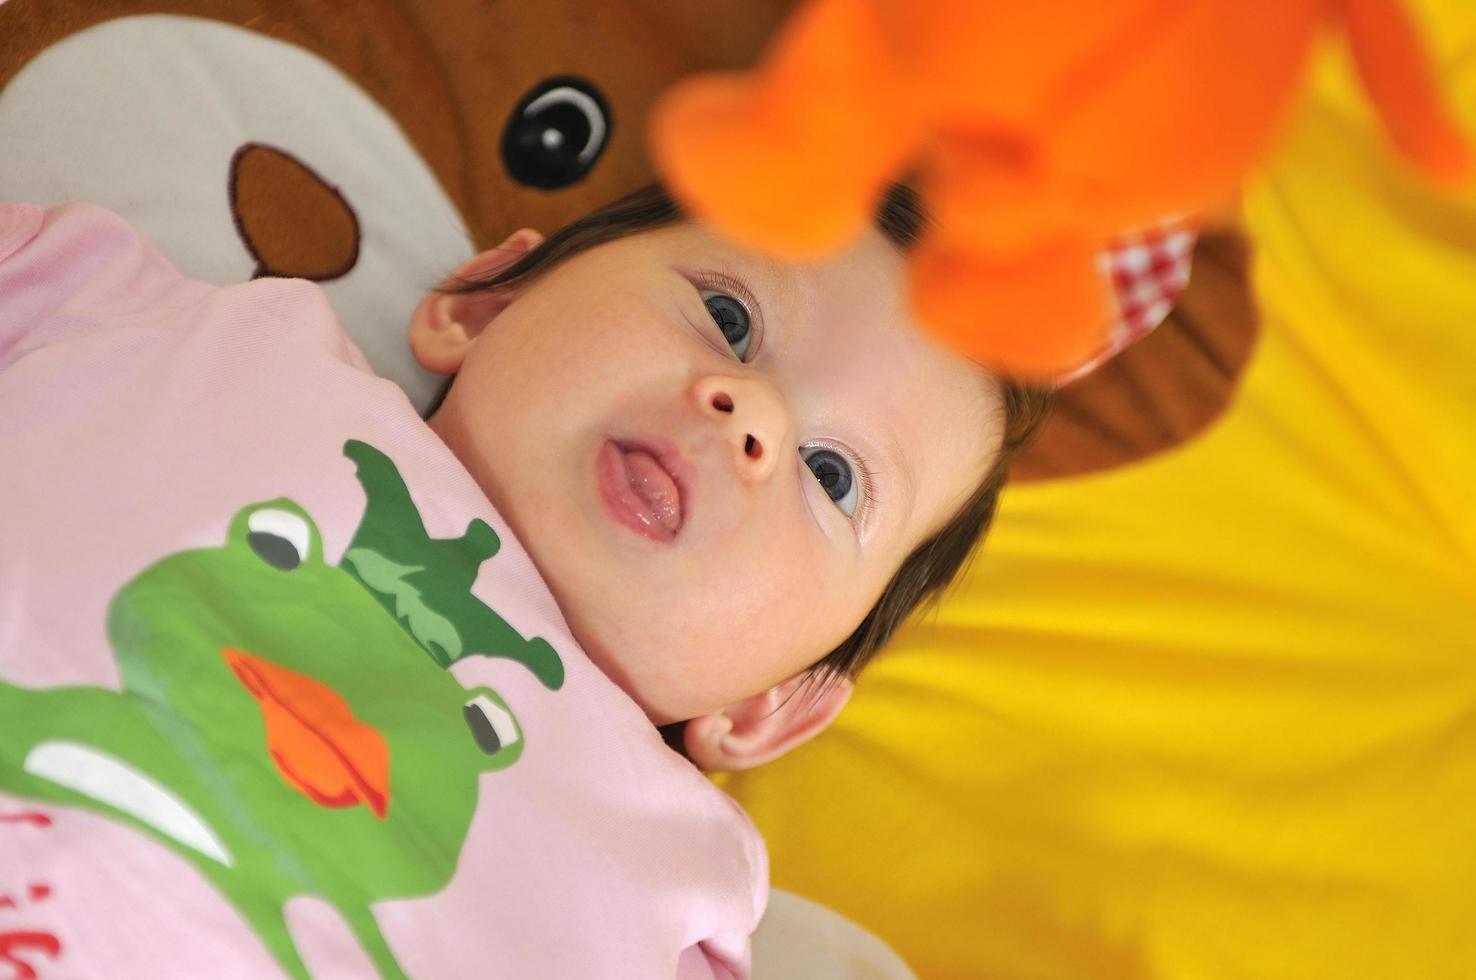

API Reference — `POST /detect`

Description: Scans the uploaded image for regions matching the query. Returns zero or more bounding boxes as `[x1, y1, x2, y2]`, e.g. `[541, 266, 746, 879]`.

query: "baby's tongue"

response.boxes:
[623, 450, 681, 533]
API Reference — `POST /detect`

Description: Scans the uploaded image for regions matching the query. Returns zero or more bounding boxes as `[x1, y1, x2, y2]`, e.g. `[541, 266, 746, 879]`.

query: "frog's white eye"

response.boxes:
[464, 695, 521, 755]
[247, 509, 311, 571]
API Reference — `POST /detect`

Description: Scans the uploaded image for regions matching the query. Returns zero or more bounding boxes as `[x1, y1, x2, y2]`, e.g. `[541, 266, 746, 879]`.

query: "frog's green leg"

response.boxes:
[338, 902, 410, 980]
[207, 877, 405, 980]
[207, 878, 314, 980]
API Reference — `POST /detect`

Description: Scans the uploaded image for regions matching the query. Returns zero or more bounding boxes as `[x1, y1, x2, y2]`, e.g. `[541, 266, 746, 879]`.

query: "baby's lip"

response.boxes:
[596, 437, 693, 542]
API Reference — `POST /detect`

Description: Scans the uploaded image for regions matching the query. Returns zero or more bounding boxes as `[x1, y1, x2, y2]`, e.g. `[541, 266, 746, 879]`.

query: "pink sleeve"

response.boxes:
[0, 202, 46, 369]
[676, 941, 744, 980]
[0, 201, 206, 373]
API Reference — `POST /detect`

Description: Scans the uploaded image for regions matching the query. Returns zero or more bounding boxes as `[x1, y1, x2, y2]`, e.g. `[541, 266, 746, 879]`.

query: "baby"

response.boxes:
[0, 183, 1047, 979]
[413, 183, 1050, 767]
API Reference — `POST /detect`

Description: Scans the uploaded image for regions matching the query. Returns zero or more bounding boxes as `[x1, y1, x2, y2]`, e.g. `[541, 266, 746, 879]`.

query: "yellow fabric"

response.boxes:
[720, 4, 1476, 976]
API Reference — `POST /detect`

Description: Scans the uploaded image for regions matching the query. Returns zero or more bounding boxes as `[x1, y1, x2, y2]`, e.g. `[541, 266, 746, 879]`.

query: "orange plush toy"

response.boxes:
[650, 0, 1472, 379]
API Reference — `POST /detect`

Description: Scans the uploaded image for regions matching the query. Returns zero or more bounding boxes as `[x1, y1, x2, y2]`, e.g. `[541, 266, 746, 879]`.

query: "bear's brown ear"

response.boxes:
[1013, 227, 1260, 483]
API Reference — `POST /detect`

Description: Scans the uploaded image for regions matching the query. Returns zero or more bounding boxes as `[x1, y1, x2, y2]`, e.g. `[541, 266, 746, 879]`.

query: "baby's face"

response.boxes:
[426, 222, 1002, 724]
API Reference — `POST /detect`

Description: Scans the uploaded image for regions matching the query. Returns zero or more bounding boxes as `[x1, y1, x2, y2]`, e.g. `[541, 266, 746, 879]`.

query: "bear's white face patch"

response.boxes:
[0, 14, 473, 411]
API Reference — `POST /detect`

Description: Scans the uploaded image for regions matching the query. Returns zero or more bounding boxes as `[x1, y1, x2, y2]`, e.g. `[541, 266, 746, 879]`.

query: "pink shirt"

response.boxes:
[0, 202, 765, 979]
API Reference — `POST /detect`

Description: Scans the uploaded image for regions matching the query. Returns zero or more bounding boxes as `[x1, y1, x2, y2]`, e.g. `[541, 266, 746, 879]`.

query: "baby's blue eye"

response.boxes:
[700, 289, 752, 361]
[802, 447, 860, 517]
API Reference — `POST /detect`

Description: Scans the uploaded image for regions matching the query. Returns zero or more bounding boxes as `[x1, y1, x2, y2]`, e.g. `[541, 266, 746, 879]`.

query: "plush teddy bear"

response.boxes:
[0, 0, 1265, 483]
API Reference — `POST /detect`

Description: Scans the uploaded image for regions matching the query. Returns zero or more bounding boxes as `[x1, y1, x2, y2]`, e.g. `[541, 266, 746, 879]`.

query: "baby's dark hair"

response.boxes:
[427, 182, 1052, 704]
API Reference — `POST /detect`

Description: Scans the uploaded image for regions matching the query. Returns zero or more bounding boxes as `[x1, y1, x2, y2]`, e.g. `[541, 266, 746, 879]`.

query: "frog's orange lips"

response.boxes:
[222, 648, 390, 818]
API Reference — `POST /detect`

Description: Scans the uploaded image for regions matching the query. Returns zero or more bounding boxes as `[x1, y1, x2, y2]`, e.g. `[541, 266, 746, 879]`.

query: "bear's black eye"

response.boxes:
[501, 76, 611, 189]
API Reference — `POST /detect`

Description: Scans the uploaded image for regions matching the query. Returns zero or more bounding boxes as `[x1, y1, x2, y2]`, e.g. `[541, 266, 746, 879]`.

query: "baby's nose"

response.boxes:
[692, 375, 789, 484]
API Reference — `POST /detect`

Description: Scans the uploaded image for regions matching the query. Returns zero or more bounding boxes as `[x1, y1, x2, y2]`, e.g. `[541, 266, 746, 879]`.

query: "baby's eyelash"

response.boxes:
[804, 437, 881, 529]
[693, 270, 759, 314]
[688, 269, 765, 362]
[849, 450, 880, 527]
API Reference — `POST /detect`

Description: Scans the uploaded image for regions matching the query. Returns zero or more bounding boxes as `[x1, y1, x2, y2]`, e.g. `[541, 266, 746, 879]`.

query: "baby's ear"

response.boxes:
[683, 673, 853, 772]
[409, 228, 544, 374]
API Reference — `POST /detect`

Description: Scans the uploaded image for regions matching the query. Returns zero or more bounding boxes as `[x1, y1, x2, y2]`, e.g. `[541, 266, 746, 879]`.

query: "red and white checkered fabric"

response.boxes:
[1052, 221, 1196, 385]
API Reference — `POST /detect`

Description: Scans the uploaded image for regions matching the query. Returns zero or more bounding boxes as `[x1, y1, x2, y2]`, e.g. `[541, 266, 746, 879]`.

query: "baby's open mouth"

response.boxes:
[597, 439, 686, 541]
